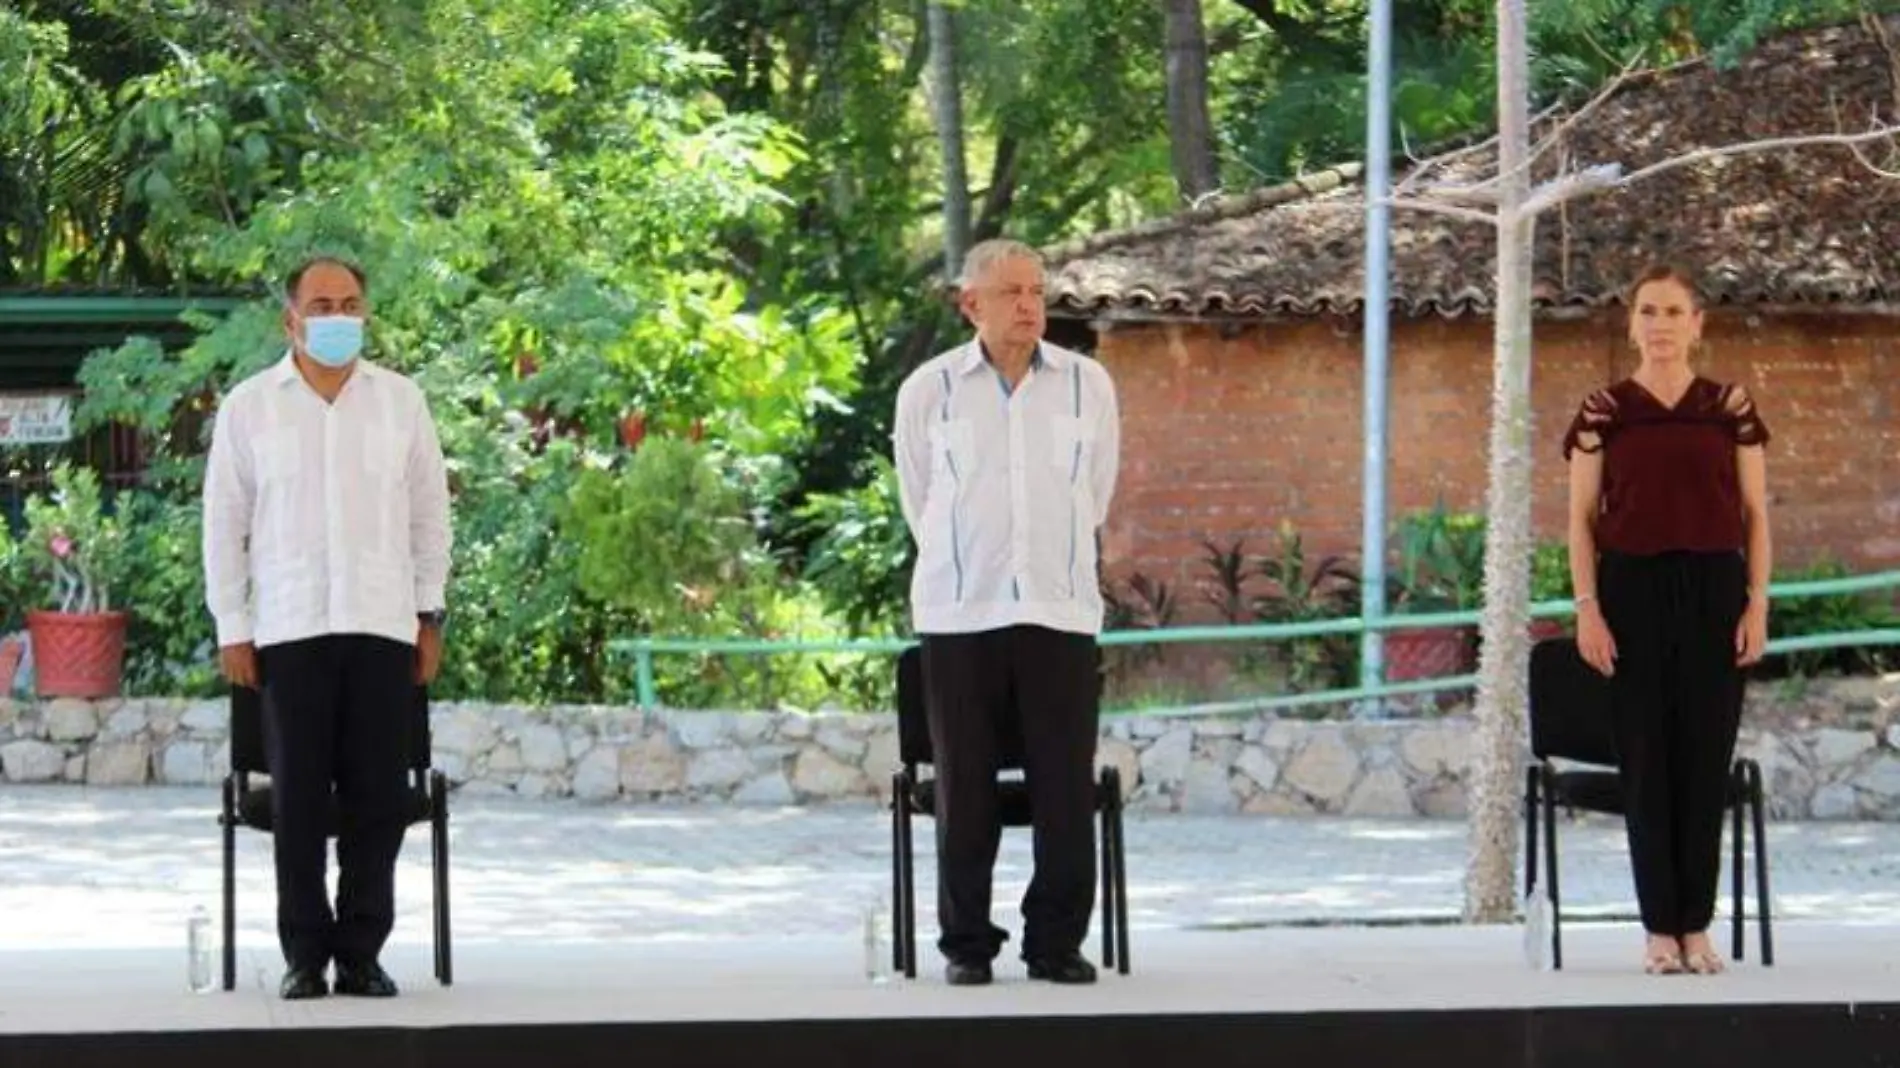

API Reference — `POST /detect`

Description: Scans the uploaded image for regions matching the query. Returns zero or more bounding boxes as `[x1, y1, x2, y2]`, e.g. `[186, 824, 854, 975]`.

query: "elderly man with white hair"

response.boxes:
[892, 238, 1122, 987]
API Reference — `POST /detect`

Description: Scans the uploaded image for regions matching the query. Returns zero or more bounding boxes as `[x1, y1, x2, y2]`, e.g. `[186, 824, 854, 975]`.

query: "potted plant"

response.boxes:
[1387, 504, 1484, 681]
[21, 463, 131, 698]
[1528, 541, 1573, 642]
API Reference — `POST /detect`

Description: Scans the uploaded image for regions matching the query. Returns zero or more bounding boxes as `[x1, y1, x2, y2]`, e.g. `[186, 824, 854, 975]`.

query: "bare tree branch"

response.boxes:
[1393, 101, 1566, 199]
[1844, 116, 1900, 178]
[1400, 56, 1644, 204]
[1521, 50, 1649, 172]
[1382, 196, 1499, 227]
[1394, 129, 1506, 196]
[1519, 163, 1623, 216]
[1413, 183, 1501, 206]
[1608, 125, 1900, 190]
[1844, 139, 1900, 179]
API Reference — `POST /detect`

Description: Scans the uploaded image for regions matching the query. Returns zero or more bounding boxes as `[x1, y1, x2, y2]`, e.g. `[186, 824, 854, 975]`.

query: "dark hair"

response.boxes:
[1624, 262, 1703, 309]
[283, 256, 368, 304]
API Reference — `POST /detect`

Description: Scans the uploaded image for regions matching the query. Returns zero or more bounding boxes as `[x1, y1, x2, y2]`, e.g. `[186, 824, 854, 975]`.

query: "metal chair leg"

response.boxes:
[1731, 763, 1746, 961]
[1523, 765, 1540, 900]
[1748, 761, 1774, 966]
[1542, 765, 1563, 970]
[1099, 768, 1115, 970]
[432, 771, 452, 986]
[890, 772, 907, 976]
[221, 775, 237, 992]
[1110, 768, 1130, 975]
[897, 772, 917, 979]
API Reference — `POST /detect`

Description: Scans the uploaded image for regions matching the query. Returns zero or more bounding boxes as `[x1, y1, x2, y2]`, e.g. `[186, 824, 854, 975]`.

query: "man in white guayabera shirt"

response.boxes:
[202, 256, 452, 1001]
[892, 238, 1121, 987]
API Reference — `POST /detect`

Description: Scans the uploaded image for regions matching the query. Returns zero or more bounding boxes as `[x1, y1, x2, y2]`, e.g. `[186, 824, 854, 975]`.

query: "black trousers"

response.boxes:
[257, 634, 414, 972]
[919, 625, 1099, 964]
[1599, 550, 1749, 937]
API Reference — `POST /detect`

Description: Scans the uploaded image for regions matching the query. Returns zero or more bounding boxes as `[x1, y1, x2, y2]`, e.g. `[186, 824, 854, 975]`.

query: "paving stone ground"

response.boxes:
[2, 786, 1898, 955]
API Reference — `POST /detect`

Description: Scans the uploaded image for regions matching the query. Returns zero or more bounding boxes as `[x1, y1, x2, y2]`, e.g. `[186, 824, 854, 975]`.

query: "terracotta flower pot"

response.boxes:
[1529, 618, 1571, 643]
[618, 412, 648, 449]
[1385, 624, 1477, 681]
[27, 610, 128, 698]
[0, 636, 23, 695]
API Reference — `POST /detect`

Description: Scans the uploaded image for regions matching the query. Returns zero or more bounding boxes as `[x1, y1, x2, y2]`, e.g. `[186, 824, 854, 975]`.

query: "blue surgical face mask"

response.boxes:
[302, 315, 365, 367]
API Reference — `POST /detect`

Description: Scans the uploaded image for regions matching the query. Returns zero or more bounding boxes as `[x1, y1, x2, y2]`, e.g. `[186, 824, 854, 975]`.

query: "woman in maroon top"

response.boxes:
[1562, 263, 1772, 976]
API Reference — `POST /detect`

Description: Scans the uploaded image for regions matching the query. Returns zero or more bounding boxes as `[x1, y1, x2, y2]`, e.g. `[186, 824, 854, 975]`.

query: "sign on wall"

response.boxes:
[0, 393, 75, 445]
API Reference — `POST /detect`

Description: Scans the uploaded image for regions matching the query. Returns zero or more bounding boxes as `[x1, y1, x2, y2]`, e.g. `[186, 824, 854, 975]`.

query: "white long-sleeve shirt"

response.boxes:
[202, 354, 452, 650]
[893, 340, 1120, 636]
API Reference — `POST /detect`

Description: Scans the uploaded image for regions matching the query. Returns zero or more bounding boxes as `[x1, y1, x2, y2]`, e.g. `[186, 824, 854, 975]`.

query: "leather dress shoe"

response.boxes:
[334, 961, 400, 998]
[1026, 954, 1098, 984]
[945, 960, 993, 986]
[279, 967, 328, 1000]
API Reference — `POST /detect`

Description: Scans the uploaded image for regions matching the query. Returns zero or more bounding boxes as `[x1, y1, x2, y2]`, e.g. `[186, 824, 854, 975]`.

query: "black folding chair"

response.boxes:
[219, 685, 453, 990]
[1523, 637, 1772, 969]
[889, 644, 1130, 978]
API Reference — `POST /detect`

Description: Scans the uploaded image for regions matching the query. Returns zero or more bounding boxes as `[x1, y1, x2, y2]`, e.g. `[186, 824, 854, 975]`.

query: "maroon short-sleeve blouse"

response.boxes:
[1561, 377, 1770, 555]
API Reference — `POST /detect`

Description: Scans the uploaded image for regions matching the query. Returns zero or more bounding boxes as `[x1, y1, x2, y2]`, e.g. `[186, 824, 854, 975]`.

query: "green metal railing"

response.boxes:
[608, 570, 1900, 714]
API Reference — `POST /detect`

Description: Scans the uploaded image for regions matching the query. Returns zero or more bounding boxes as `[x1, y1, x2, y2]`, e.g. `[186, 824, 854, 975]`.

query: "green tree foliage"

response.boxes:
[10, 0, 858, 703]
[4, 0, 1892, 705]
[1217, 0, 1900, 183]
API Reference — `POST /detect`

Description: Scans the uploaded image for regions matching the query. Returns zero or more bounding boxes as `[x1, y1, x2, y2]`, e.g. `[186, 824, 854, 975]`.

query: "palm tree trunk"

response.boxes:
[925, 1, 971, 282]
[1162, 0, 1219, 202]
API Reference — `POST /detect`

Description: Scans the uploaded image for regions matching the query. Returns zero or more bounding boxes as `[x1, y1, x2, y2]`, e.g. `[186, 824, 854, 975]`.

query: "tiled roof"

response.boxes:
[1045, 15, 1900, 320]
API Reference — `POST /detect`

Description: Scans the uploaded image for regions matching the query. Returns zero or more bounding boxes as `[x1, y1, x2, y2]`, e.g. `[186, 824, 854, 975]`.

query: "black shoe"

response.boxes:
[945, 960, 993, 986]
[279, 967, 328, 1000]
[334, 961, 400, 998]
[1027, 954, 1098, 984]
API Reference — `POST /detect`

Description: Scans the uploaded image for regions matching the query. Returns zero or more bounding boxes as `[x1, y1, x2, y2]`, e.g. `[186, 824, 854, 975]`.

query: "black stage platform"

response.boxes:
[5, 926, 1899, 1068]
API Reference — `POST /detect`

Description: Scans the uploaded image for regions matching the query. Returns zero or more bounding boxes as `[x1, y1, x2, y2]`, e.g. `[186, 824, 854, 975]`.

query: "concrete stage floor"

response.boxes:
[1, 921, 1896, 1034]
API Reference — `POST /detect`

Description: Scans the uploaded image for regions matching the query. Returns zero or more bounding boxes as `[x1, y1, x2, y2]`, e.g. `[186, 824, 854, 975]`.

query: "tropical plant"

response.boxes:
[1254, 521, 1360, 692]
[564, 437, 762, 630]
[1198, 536, 1253, 624]
[1102, 570, 1177, 686]
[20, 463, 129, 614]
[799, 456, 913, 636]
[1528, 540, 1572, 602]
[1393, 504, 1486, 613]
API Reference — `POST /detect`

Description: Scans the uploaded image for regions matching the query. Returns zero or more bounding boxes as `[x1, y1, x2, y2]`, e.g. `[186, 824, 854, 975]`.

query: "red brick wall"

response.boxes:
[1093, 312, 1900, 603]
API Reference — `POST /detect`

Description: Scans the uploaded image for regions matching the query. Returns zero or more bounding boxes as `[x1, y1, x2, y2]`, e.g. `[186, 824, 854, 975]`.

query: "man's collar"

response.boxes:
[274, 349, 378, 386]
[958, 340, 1061, 376]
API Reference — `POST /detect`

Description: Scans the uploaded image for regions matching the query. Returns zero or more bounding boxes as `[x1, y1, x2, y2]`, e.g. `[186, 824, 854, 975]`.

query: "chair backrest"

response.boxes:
[229, 684, 434, 775]
[894, 644, 1026, 771]
[1527, 637, 1617, 766]
[230, 685, 268, 774]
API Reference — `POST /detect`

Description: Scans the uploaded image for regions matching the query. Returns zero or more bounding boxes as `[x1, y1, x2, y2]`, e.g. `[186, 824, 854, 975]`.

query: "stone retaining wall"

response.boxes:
[1, 676, 1894, 818]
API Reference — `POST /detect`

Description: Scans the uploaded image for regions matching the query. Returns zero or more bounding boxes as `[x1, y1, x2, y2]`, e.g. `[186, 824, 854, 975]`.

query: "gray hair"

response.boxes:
[958, 239, 1043, 288]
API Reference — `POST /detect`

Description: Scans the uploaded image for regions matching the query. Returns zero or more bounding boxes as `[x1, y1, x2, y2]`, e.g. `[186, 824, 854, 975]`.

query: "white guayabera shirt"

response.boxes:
[893, 340, 1120, 637]
[202, 354, 452, 650]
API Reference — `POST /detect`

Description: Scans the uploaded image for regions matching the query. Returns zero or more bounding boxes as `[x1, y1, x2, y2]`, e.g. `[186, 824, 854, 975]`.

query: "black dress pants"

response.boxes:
[919, 625, 1100, 965]
[1599, 550, 1749, 937]
[257, 634, 414, 972]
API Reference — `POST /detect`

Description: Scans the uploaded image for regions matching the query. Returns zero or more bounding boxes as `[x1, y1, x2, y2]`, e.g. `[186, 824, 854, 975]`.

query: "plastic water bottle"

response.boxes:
[1522, 886, 1552, 971]
[863, 896, 890, 984]
[187, 905, 213, 993]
